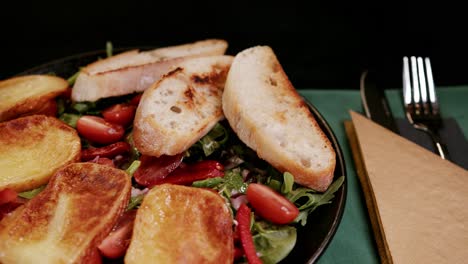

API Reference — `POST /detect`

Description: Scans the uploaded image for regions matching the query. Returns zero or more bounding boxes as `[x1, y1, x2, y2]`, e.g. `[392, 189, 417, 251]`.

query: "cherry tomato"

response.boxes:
[236, 204, 262, 264]
[0, 188, 17, 206]
[81, 142, 131, 161]
[246, 183, 299, 225]
[98, 210, 137, 259]
[129, 94, 142, 106]
[102, 104, 136, 126]
[76, 116, 125, 144]
[133, 154, 184, 187]
[156, 160, 224, 186]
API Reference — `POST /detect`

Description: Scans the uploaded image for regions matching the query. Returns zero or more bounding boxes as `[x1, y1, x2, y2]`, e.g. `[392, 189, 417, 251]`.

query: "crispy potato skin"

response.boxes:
[0, 75, 68, 122]
[0, 115, 81, 192]
[0, 163, 131, 264]
[125, 184, 234, 264]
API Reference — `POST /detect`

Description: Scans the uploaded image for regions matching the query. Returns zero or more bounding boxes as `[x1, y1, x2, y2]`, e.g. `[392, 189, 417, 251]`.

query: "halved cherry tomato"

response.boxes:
[98, 210, 137, 259]
[246, 183, 299, 225]
[102, 104, 136, 126]
[81, 142, 131, 161]
[77, 116, 125, 144]
[0, 197, 26, 221]
[152, 160, 224, 186]
[0, 188, 17, 206]
[236, 204, 263, 264]
[129, 94, 142, 106]
[133, 154, 184, 187]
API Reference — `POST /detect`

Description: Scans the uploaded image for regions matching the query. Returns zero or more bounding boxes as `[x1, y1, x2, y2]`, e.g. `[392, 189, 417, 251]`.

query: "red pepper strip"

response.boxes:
[81, 142, 131, 161]
[234, 247, 244, 260]
[236, 204, 263, 264]
[133, 154, 184, 187]
[130, 94, 143, 106]
[154, 160, 224, 186]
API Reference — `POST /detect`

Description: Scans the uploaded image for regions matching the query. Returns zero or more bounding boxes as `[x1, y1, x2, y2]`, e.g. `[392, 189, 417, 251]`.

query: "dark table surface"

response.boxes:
[2, 1, 468, 88]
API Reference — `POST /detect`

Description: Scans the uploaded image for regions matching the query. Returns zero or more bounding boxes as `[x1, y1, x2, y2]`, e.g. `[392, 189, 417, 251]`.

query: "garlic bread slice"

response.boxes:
[125, 184, 234, 264]
[72, 39, 228, 102]
[0, 163, 132, 264]
[0, 75, 68, 122]
[133, 55, 233, 156]
[0, 115, 80, 192]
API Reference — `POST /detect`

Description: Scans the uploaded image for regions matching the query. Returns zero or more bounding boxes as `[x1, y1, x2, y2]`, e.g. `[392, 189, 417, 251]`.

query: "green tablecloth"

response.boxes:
[298, 86, 468, 264]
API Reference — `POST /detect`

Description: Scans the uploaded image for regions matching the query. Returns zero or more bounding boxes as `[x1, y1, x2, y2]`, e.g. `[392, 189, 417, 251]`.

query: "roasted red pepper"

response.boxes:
[81, 142, 131, 161]
[133, 154, 184, 187]
[237, 203, 263, 264]
[155, 160, 224, 186]
[0, 188, 17, 206]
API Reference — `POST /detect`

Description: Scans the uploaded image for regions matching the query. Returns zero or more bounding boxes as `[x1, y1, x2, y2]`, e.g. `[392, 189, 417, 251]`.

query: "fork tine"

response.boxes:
[425, 58, 440, 115]
[410, 56, 421, 114]
[417, 57, 429, 114]
[403, 57, 412, 106]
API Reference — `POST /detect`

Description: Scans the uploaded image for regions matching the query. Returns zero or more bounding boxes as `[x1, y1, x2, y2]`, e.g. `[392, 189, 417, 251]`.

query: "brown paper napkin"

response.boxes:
[346, 111, 468, 264]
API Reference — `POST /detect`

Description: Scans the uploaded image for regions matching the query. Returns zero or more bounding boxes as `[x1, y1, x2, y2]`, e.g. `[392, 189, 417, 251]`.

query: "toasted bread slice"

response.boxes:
[222, 46, 336, 192]
[0, 163, 131, 264]
[125, 184, 233, 264]
[133, 55, 233, 156]
[0, 75, 68, 122]
[0, 115, 80, 192]
[72, 39, 228, 102]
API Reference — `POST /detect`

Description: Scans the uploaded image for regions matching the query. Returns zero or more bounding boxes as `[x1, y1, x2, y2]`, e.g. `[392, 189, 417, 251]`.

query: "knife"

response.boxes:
[360, 70, 399, 134]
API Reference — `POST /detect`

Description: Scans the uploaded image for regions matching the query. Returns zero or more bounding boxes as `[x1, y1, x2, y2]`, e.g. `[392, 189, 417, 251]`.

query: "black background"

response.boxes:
[1, 1, 467, 89]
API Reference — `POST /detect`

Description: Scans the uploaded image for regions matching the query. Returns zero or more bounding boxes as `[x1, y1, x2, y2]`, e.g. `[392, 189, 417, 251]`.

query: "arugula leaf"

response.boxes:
[127, 194, 144, 210]
[67, 70, 80, 86]
[191, 169, 247, 196]
[281, 172, 294, 194]
[125, 160, 141, 177]
[197, 123, 229, 156]
[106, 41, 113, 57]
[288, 176, 345, 225]
[18, 185, 46, 199]
[253, 221, 297, 264]
[192, 177, 224, 188]
[59, 113, 80, 128]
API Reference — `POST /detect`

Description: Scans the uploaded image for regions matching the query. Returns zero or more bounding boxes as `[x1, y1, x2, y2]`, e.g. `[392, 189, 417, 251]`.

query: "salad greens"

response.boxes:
[18, 185, 46, 199]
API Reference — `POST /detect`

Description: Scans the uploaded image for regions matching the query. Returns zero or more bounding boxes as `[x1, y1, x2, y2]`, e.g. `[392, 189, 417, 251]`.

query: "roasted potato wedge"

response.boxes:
[0, 115, 80, 192]
[0, 75, 68, 122]
[125, 184, 234, 264]
[0, 162, 132, 264]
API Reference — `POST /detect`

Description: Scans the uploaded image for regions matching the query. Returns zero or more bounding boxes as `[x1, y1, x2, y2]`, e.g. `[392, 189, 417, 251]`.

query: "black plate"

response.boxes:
[18, 49, 347, 264]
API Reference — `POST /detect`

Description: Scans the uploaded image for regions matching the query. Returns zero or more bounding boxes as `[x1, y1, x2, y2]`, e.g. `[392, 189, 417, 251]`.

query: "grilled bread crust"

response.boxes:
[0, 163, 132, 264]
[222, 46, 336, 192]
[0, 115, 81, 192]
[133, 55, 233, 157]
[0, 75, 68, 122]
[125, 184, 234, 264]
[72, 39, 228, 102]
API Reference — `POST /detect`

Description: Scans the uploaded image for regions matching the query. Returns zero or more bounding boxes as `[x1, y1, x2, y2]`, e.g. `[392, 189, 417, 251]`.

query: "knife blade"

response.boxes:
[360, 70, 399, 133]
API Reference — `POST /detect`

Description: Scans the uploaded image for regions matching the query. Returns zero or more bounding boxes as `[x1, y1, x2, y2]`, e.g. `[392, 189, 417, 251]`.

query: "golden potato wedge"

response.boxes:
[0, 115, 80, 192]
[0, 162, 132, 264]
[0, 75, 68, 122]
[125, 184, 234, 264]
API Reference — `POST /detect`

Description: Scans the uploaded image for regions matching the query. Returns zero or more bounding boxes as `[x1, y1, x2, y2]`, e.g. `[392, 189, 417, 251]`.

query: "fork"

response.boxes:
[402, 56, 449, 160]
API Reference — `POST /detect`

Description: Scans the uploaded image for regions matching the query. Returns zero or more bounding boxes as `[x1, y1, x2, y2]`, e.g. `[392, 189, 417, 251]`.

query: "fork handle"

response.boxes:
[428, 130, 450, 160]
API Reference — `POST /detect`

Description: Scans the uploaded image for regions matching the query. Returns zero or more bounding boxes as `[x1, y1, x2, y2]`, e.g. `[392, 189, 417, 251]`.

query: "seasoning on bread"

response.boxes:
[125, 184, 234, 264]
[222, 46, 336, 192]
[0, 115, 81, 192]
[72, 39, 228, 102]
[0, 163, 132, 264]
[133, 55, 233, 157]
